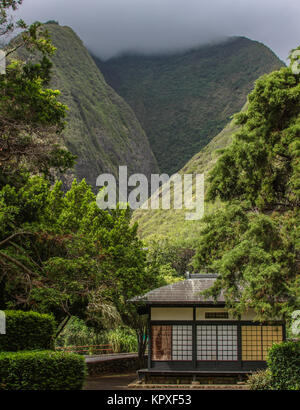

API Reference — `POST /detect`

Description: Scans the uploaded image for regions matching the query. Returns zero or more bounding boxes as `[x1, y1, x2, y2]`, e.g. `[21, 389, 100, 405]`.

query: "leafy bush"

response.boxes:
[267, 341, 300, 390]
[0, 311, 56, 352]
[247, 369, 272, 390]
[0, 351, 86, 390]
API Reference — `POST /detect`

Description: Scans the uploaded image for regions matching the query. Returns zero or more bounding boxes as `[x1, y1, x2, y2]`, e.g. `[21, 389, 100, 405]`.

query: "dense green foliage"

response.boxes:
[0, 174, 165, 359]
[36, 24, 159, 187]
[208, 62, 300, 211]
[0, 177, 155, 326]
[57, 317, 138, 354]
[267, 341, 300, 390]
[0, 10, 88, 390]
[0, 310, 56, 351]
[247, 341, 300, 390]
[194, 204, 299, 318]
[193, 55, 300, 320]
[0, 58, 75, 185]
[1, 11, 75, 187]
[56, 316, 105, 348]
[106, 326, 138, 353]
[97, 37, 284, 174]
[0, 350, 86, 390]
[144, 236, 194, 280]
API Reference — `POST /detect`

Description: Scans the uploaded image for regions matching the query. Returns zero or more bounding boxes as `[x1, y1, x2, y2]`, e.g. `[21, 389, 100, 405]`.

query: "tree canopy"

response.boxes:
[194, 53, 300, 320]
[0, 1, 76, 188]
[207, 50, 300, 211]
[0, 177, 156, 328]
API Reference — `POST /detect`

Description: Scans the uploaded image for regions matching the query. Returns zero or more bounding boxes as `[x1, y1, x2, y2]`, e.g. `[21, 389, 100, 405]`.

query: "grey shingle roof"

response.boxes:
[130, 274, 225, 305]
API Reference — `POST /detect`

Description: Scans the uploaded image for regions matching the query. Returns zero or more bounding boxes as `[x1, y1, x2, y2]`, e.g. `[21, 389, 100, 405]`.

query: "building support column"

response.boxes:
[237, 322, 242, 369]
[192, 306, 196, 369]
[147, 307, 151, 369]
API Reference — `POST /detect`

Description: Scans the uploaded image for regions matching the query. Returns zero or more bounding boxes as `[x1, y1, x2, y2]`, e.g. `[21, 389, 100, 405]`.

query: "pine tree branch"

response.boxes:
[0, 250, 35, 276]
[0, 231, 35, 248]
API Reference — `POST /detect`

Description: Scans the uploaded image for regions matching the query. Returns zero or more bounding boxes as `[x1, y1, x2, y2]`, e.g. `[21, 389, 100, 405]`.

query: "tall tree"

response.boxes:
[194, 52, 300, 320]
[0, 1, 75, 188]
[207, 49, 300, 211]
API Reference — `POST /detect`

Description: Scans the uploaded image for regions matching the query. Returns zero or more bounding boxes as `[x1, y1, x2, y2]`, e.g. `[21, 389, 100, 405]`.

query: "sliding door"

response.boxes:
[197, 325, 238, 361]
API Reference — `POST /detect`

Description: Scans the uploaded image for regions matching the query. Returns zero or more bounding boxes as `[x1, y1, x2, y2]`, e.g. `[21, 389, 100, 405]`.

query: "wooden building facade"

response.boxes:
[130, 274, 285, 377]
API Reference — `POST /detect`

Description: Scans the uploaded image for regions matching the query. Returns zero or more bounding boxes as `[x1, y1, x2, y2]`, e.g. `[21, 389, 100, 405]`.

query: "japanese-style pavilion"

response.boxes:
[130, 273, 285, 380]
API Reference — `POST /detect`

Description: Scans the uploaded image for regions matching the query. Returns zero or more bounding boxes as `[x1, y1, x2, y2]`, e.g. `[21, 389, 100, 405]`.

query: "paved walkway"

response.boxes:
[84, 373, 138, 390]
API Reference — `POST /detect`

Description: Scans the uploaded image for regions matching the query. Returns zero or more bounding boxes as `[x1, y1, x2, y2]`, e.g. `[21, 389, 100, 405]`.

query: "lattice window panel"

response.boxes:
[242, 325, 283, 361]
[197, 325, 217, 360]
[261, 326, 283, 359]
[217, 325, 238, 360]
[197, 325, 238, 361]
[172, 325, 193, 361]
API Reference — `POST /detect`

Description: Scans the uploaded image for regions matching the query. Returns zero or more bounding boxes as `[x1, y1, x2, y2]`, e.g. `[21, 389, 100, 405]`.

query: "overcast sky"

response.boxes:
[15, 0, 299, 61]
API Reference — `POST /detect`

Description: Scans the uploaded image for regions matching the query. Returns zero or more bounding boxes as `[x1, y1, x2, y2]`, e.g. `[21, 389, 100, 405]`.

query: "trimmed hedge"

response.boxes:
[0, 310, 56, 352]
[267, 341, 300, 390]
[0, 350, 87, 390]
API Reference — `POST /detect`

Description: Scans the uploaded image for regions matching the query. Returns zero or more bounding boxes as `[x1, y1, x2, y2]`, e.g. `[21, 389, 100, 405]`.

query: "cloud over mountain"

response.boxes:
[17, 0, 298, 61]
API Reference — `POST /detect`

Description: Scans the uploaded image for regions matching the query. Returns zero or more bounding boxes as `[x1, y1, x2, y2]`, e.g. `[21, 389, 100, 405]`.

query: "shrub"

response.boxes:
[56, 317, 106, 349]
[0, 351, 86, 390]
[267, 341, 300, 390]
[0, 311, 56, 352]
[107, 327, 138, 353]
[246, 369, 272, 390]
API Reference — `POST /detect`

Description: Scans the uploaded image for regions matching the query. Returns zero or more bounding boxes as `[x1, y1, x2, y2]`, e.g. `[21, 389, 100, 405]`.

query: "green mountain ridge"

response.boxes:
[95, 37, 284, 175]
[131, 112, 243, 243]
[26, 24, 160, 187]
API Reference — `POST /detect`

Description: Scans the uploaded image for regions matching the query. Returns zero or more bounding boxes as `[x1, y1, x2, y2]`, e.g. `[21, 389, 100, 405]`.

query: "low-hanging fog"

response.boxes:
[15, 0, 300, 61]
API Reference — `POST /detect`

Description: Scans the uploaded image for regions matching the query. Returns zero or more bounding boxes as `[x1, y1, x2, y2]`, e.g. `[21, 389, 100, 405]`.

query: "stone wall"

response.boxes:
[87, 355, 147, 376]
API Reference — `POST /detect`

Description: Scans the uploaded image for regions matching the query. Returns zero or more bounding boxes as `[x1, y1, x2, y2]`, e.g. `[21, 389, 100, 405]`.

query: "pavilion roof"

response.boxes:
[129, 274, 225, 305]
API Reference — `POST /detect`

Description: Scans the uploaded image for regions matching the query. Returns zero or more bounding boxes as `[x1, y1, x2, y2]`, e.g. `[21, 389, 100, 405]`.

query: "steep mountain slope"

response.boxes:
[96, 37, 284, 174]
[35, 24, 160, 187]
[131, 112, 243, 243]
